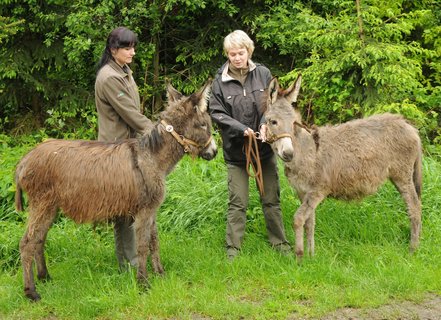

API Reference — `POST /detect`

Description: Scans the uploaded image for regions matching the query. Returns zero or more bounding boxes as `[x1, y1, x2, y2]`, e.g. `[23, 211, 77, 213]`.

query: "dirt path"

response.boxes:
[317, 294, 441, 320]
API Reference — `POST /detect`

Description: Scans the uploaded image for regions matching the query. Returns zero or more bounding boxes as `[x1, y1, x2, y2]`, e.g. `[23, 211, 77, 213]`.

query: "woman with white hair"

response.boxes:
[209, 30, 291, 260]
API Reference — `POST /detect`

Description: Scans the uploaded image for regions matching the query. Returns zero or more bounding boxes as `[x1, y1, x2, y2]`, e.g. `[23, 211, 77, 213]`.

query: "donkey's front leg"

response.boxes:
[305, 211, 316, 257]
[293, 193, 323, 262]
[149, 219, 164, 275]
[134, 209, 155, 285]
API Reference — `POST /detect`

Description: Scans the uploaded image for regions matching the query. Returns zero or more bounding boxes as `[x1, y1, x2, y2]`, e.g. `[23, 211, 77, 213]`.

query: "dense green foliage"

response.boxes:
[1, 0, 440, 145]
[255, 0, 441, 142]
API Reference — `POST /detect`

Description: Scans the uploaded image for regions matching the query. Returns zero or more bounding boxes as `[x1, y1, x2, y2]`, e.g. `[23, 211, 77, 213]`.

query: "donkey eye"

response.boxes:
[270, 119, 278, 126]
[196, 122, 208, 130]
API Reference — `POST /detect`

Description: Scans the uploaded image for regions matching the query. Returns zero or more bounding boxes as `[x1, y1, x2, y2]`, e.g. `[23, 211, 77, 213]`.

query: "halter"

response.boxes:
[265, 121, 310, 144]
[265, 132, 292, 144]
[160, 120, 212, 153]
[265, 130, 292, 144]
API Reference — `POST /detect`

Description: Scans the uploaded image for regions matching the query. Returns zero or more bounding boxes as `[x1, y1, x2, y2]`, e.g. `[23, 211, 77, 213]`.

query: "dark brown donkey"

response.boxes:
[264, 75, 422, 260]
[15, 81, 217, 301]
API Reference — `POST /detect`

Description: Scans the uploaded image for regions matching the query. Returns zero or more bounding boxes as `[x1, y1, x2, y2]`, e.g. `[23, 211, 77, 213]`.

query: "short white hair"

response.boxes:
[223, 30, 255, 57]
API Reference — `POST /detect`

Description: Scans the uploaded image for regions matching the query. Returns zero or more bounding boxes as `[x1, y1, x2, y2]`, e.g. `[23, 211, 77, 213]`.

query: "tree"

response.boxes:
[0, 0, 243, 135]
[0, 0, 440, 148]
[0, 0, 87, 134]
[253, 0, 441, 140]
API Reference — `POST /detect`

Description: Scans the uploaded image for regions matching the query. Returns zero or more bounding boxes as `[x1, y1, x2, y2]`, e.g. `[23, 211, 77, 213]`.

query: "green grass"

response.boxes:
[1, 143, 441, 319]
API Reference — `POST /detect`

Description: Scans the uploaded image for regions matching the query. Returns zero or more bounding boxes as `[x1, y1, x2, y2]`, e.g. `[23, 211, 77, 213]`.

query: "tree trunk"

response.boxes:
[152, 33, 162, 115]
[355, 0, 365, 44]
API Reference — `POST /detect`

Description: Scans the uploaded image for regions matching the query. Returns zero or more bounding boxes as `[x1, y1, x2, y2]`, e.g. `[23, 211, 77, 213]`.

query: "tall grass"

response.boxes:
[1, 141, 441, 319]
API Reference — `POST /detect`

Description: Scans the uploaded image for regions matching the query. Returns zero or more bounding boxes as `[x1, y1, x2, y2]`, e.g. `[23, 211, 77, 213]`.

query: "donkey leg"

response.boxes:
[305, 212, 316, 257]
[20, 205, 56, 301]
[34, 233, 50, 282]
[293, 206, 309, 260]
[133, 210, 155, 285]
[293, 194, 323, 261]
[35, 206, 57, 282]
[393, 179, 422, 252]
[20, 229, 39, 301]
[149, 219, 164, 275]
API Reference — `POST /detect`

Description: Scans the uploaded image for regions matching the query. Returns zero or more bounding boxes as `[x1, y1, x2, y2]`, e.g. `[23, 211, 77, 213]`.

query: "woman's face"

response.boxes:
[227, 47, 249, 69]
[112, 46, 135, 66]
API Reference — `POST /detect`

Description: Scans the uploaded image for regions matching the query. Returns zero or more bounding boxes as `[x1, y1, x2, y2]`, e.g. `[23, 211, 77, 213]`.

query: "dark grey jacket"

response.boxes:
[209, 61, 274, 165]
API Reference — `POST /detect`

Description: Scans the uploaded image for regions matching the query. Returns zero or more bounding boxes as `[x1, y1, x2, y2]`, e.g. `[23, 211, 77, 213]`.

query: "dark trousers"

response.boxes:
[114, 215, 138, 269]
[226, 154, 288, 250]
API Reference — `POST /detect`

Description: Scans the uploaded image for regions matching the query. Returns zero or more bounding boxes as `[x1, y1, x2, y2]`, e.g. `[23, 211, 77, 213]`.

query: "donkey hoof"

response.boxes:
[38, 273, 51, 282]
[136, 274, 150, 289]
[25, 290, 41, 302]
[409, 242, 419, 254]
[295, 251, 304, 264]
[137, 279, 151, 291]
[153, 265, 165, 276]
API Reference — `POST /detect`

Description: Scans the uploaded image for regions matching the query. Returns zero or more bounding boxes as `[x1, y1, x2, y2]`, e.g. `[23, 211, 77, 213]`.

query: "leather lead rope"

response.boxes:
[245, 132, 265, 197]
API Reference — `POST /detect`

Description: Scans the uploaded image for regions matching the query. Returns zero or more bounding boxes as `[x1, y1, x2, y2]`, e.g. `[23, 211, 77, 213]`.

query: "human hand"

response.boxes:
[244, 128, 254, 137]
[259, 124, 267, 142]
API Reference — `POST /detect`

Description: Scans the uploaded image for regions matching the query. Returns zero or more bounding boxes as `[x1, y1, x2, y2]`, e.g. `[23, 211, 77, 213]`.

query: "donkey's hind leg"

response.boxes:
[149, 219, 164, 275]
[20, 204, 57, 301]
[35, 206, 57, 282]
[391, 177, 422, 253]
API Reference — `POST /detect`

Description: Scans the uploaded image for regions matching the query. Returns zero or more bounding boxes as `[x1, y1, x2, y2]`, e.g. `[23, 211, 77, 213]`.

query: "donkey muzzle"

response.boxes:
[200, 137, 217, 160]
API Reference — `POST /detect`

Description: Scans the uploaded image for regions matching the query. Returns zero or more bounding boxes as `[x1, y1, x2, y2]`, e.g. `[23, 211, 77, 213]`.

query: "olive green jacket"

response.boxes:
[95, 59, 152, 142]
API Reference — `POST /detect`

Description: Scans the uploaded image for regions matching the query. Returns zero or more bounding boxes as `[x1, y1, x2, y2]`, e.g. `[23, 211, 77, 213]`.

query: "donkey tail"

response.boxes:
[15, 178, 24, 212]
[413, 148, 423, 200]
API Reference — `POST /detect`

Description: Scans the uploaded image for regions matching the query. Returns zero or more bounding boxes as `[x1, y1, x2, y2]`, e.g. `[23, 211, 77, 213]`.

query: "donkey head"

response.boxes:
[162, 80, 217, 160]
[264, 74, 302, 162]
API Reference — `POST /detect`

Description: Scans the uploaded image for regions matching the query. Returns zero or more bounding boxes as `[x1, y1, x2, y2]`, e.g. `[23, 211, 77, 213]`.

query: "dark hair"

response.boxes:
[96, 27, 138, 72]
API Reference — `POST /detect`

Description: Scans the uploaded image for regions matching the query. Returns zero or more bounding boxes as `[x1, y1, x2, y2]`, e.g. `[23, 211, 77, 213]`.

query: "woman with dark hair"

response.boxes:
[95, 26, 153, 270]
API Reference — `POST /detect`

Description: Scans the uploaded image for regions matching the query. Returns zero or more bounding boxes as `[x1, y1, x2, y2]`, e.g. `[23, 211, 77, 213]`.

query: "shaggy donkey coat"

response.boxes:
[264, 75, 422, 260]
[15, 81, 217, 301]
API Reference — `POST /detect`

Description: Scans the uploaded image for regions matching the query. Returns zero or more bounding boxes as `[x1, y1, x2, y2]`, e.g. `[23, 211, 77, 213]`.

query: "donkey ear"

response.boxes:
[166, 80, 183, 102]
[193, 79, 212, 113]
[268, 77, 279, 106]
[286, 74, 302, 105]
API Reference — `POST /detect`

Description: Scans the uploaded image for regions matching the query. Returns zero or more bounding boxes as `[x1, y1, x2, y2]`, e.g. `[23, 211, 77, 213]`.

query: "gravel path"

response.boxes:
[317, 294, 441, 320]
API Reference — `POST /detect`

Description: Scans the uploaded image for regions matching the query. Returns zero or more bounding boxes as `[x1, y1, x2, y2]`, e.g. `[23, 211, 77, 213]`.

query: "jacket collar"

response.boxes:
[221, 60, 256, 82]
[108, 59, 132, 77]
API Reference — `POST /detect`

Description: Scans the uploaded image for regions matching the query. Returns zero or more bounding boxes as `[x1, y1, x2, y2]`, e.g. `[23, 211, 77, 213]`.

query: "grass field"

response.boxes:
[1, 143, 441, 319]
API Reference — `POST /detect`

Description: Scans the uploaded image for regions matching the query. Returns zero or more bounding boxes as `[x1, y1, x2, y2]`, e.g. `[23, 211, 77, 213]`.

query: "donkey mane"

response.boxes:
[139, 123, 164, 153]
[311, 128, 320, 151]
[138, 96, 194, 154]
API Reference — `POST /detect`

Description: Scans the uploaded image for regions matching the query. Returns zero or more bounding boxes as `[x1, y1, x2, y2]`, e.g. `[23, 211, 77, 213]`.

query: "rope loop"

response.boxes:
[244, 132, 265, 196]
